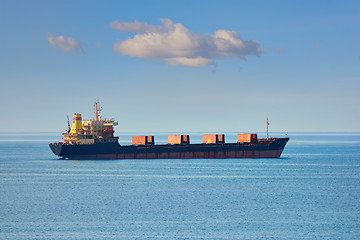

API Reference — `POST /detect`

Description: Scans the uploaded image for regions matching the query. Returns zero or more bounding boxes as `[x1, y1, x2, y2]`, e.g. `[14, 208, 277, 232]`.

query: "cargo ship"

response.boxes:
[49, 101, 290, 160]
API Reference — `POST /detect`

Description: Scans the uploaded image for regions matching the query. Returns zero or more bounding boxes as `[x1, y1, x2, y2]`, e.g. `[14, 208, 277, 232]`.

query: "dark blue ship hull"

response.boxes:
[49, 138, 290, 159]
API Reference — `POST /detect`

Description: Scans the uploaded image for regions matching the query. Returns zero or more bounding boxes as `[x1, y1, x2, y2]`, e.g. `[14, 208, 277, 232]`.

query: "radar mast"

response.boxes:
[266, 117, 270, 140]
[94, 100, 102, 121]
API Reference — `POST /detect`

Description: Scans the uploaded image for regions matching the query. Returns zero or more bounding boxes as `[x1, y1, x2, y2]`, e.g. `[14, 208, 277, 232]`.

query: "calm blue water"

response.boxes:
[1, 133, 359, 239]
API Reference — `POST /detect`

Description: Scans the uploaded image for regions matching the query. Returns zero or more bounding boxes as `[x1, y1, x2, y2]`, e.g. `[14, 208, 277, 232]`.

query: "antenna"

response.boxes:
[67, 115, 71, 133]
[94, 99, 102, 121]
[266, 117, 270, 140]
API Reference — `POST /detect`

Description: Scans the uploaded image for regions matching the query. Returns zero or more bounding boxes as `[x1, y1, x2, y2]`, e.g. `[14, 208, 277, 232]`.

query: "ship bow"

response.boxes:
[49, 143, 63, 156]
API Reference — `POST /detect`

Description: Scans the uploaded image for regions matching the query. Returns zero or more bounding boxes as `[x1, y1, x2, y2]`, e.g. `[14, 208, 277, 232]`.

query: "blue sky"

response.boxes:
[0, 0, 359, 133]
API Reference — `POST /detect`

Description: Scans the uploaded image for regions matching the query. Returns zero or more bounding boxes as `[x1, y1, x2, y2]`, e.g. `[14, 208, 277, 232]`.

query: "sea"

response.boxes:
[0, 132, 359, 240]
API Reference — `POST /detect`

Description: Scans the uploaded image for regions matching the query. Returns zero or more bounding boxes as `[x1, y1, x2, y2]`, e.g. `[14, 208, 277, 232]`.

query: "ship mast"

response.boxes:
[266, 117, 270, 140]
[67, 115, 71, 133]
[94, 100, 102, 121]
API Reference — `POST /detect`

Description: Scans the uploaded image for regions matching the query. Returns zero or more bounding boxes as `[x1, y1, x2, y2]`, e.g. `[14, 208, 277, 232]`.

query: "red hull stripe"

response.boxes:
[66, 150, 283, 160]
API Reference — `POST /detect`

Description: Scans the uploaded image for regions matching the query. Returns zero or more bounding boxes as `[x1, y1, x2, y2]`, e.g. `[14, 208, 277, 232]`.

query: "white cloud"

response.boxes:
[165, 57, 213, 67]
[212, 30, 261, 59]
[111, 19, 261, 67]
[47, 33, 82, 52]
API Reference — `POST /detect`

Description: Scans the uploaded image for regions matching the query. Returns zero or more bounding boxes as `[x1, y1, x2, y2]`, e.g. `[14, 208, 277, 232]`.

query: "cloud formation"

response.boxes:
[111, 19, 261, 67]
[47, 33, 82, 52]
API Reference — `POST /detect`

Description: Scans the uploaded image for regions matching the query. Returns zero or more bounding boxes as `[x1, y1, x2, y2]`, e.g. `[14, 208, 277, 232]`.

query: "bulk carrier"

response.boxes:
[49, 101, 290, 160]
